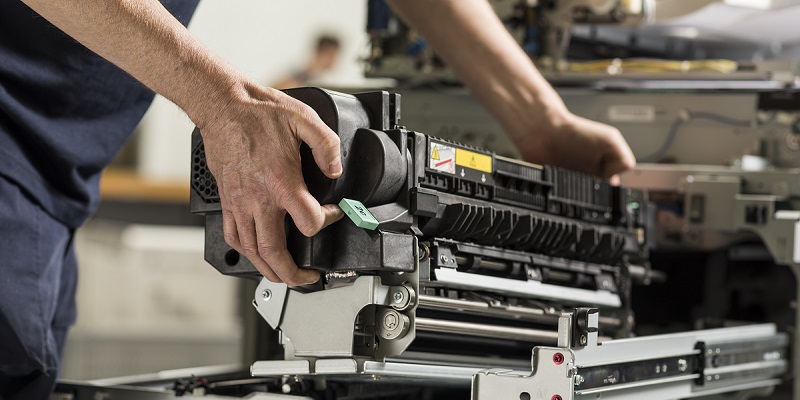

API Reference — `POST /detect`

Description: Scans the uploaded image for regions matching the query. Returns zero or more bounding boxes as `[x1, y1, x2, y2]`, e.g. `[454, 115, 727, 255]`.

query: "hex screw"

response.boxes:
[440, 255, 448, 264]
[551, 395, 563, 400]
[579, 334, 588, 345]
[261, 289, 272, 301]
[552, 352, 564, 365]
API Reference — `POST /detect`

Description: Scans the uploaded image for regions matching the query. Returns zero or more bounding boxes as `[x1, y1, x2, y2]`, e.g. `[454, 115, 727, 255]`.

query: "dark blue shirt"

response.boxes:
[0, 1, 200, 229]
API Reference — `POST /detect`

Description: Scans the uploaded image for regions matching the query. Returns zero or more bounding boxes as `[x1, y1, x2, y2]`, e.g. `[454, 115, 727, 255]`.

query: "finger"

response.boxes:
[600, 147, 636, 180]
[320, 204, 344, 230]
[609, 175, 621, 186]
[601, 130, 636, 179]
[283, 184, 328, 237]
[235, 211, 282, 283]
[294, 106, 342, 179]
[254, 208, 320, 286]
[222, 208, 241, 252]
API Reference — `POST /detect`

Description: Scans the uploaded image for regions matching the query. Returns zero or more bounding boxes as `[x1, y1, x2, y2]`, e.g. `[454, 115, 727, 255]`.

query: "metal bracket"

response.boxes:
[471, 347, 575, 400]
[252, 239, 419, 361]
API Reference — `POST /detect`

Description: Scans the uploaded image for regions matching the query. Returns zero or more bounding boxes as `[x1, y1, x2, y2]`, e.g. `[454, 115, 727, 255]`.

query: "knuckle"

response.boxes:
[257, 243, 283, 261]
[323, 132, 340, 149]
[297, 219, 323, 237]
[298, 104, 320, 121]
[226, 187, 247, 202]
[223, 231, 239, 246]
[239, 240, 259, 258]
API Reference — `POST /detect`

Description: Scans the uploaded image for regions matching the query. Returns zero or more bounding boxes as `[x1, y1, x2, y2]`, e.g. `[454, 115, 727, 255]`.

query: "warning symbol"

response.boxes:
[429, 142, 455, 174]
[469, 156, 476, 167]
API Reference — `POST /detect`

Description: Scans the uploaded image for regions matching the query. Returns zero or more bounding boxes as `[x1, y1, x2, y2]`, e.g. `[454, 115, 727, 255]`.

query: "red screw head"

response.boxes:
[551, 396, 562, 400]
[552, 352, 564, 365]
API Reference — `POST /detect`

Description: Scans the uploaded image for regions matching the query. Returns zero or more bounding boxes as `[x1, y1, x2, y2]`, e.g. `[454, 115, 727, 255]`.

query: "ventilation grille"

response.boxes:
[191, 143, 220, 203]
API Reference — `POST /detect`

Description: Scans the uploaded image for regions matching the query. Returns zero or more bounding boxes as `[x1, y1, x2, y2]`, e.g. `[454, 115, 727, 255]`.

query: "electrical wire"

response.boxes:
[567, 58, 739, 74]
[638, 111, 754, 163]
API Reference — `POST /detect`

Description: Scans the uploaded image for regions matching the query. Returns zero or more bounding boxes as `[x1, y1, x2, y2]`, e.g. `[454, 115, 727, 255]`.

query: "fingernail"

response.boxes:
[303, 271, 321, 285]
[329, 158, 342, 177]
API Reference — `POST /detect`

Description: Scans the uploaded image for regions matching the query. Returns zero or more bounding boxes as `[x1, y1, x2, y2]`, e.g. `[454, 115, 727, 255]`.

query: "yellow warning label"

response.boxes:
[431, 145, 440, 160]
[455, 148, 492, 173]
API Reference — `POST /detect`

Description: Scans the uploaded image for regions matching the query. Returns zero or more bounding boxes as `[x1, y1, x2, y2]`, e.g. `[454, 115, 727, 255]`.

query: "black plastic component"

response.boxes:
[349, 128, 406, 205]
[572, 308, 599, 348]
[758, 90, 800, 111]
[411, 190, 439, 218]
[695, 342, 707, 386]
[191, 88, 650, 279]
[745, 204, 768, 225]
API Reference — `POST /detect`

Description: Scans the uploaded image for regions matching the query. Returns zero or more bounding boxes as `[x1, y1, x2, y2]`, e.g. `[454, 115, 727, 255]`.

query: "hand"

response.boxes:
[198, 84, 343, 285]
[514, 111, 635, 180]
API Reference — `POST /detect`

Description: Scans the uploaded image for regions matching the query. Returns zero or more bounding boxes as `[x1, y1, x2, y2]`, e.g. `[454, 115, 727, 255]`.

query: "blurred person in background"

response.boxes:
[0, 1, 634, 398]
[273, 34, 342, 89]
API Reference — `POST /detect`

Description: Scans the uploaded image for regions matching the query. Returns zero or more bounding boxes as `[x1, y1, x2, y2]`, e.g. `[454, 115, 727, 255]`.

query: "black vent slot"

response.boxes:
[493, 158, 550, 211]
[191, 143, 220, 204]
[546, 167, 612, 224]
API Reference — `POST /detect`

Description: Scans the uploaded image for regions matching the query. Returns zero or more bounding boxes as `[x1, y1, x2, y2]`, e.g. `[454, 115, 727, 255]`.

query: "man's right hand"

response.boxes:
[17, 0, 344, 285]
[198, 84, 344, 286]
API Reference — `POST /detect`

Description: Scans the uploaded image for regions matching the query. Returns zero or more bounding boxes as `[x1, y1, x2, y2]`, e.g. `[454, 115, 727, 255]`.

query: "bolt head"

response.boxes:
[551, 395, 563, 400]
[439, 255, 448, 263]
[393, 291, 404, 303]
[261, 289, 272, 301]
[552, 352, 564, 365]
[384, 313, 398, 329]
[580, 335, 588, 345]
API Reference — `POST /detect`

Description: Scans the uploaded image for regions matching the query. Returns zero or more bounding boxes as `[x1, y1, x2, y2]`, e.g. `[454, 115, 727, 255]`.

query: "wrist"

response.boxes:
[182, 68, 247, 134]
[504, 87, 570, 148]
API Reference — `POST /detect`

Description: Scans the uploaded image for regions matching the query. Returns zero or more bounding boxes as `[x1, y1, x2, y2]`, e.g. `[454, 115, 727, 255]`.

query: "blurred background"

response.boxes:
[63, 0, 800, 380]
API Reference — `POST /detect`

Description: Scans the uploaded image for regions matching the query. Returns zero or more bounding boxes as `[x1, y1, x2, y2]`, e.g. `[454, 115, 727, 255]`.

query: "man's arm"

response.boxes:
[387, 0, 635, 179]
[21, 0, 342, 285]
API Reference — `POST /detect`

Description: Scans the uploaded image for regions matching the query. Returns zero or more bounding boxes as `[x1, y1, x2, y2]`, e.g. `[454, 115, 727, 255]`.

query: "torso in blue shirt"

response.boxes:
[0, 1, 200, 228]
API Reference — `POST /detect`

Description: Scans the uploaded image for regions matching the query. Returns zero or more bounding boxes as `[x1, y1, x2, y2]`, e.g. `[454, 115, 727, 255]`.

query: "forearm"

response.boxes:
[21, 0, 242, 131]
[387, 0, 567, 142]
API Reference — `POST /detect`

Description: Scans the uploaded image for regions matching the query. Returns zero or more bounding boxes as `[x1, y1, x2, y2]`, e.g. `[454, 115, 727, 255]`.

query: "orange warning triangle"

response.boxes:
[431, 145, 440, 160]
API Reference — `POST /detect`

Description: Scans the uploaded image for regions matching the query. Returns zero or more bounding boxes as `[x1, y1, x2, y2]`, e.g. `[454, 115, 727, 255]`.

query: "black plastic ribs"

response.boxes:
[429, 202, 625, 265]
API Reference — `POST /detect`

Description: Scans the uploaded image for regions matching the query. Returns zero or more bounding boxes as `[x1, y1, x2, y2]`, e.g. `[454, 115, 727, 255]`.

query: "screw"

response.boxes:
[678, 359, 688, 372]
[261, 289, 272, 301]
[393, 291, 404, 303]
[551, 396, 563, 400]
[552, 353, 564, 365]
[580, 335, 588, 345]
[440, 255, 448, 264]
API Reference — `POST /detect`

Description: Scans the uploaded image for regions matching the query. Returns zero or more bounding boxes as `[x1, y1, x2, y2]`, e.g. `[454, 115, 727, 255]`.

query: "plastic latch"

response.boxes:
[339, 198, 379, 230]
